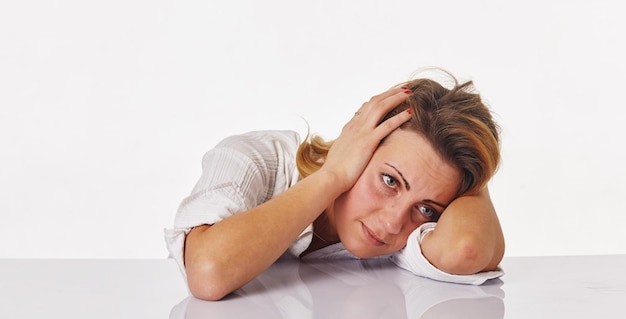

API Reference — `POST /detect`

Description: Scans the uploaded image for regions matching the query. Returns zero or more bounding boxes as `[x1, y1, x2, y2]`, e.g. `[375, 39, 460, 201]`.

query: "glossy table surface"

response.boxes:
[1, 255, 625, 318]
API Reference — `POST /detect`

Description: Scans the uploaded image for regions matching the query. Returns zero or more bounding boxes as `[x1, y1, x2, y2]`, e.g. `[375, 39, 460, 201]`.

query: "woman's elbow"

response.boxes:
[186, 261, 234, 301]
[435, 238, 502, 275]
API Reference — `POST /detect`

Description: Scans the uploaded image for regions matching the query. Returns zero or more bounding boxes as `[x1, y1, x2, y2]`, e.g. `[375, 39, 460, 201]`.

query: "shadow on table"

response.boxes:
[170, 258, 504, 319]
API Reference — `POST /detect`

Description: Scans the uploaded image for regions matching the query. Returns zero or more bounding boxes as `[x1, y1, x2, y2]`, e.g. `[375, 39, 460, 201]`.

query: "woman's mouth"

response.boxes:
[361, 222, 386, 246]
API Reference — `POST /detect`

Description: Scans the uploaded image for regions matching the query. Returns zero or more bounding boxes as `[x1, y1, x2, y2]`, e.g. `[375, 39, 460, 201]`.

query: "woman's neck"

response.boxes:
[300, 211, 339, 257]
[314, 211, 339, 244]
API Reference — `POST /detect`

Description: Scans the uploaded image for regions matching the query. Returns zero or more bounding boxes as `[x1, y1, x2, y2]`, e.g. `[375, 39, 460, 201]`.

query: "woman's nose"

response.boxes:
[381, 205, 407, 235]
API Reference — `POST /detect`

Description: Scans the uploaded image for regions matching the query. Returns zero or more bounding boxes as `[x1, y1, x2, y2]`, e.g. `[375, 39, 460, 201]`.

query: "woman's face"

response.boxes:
[331, 129, 461, 258]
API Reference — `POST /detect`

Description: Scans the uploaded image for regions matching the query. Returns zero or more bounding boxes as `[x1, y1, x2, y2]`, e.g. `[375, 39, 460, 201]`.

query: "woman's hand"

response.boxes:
[318, 86, 412, 192]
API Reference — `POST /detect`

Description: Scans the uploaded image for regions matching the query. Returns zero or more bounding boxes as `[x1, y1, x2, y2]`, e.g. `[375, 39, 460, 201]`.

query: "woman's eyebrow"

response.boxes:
[423, 199, 448, 210]
[385, 163, 410, 190]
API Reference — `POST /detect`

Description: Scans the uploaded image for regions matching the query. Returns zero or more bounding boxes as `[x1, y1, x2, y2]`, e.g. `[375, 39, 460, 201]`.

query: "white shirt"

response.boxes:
[164, 130, 503, 285]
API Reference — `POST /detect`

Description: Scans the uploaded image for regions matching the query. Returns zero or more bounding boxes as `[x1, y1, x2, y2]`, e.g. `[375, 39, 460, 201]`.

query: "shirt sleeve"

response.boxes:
[390, 222, 504, 285]
[164, 130, 301, 280]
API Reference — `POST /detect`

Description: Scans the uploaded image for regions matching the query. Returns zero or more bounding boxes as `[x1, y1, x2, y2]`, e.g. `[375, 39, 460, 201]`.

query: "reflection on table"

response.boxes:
[2, 255, 624, 318]
[170, 258, 504, 319]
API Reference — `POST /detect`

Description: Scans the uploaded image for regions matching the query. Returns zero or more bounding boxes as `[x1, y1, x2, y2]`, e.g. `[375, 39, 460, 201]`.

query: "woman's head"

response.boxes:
[296, 69, 500, 257]
[380, 70, 500, 197]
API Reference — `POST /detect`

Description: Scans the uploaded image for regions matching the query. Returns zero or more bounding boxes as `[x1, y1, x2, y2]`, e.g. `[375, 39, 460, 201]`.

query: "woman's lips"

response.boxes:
[361, 223, 386, 246]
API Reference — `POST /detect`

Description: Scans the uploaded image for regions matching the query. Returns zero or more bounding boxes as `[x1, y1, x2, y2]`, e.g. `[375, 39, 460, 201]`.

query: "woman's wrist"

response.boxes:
[310, 168, 353, 196]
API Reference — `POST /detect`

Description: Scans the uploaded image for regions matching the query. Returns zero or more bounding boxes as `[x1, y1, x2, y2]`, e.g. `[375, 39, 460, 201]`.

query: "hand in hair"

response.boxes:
[318, 86, 412, 193]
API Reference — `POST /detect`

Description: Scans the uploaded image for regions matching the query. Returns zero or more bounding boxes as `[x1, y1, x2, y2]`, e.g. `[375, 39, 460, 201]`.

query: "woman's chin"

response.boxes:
[344, 242, 380, 259]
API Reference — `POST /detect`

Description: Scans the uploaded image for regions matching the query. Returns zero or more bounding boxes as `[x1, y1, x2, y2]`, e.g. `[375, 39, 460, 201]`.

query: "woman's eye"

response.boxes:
[418, 206, 436, 219]
[382, 174, 398, 188]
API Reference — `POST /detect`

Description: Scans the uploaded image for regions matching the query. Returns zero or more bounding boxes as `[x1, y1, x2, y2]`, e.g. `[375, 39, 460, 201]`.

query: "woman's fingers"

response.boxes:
[368, 85, 409, 104]
[356, 86, 411, 125]
[374, 108, 412, 140]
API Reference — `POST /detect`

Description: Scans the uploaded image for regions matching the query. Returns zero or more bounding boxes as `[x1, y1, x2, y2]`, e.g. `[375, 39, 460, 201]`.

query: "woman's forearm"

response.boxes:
[184, 170, 344, 300]
[420, 187, 505, 275]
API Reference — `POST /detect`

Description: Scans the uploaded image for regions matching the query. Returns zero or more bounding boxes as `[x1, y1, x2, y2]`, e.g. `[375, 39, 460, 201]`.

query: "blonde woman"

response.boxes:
[165, 69, 505, 301]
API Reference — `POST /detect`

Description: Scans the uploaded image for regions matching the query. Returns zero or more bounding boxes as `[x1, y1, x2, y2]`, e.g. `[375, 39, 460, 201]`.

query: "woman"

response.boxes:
[165, 69, 505, 301]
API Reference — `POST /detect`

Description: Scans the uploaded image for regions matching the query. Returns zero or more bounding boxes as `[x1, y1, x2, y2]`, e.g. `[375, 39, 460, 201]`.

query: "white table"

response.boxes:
[1, 255, 625, 318]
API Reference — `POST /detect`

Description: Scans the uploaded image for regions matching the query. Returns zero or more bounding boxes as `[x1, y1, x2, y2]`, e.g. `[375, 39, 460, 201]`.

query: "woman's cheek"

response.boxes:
[368, 175, 388, 199]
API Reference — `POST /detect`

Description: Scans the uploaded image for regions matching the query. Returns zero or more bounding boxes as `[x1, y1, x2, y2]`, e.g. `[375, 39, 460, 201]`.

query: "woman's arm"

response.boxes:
[185, 170, 344, 301]
[420, 187, 505, 274]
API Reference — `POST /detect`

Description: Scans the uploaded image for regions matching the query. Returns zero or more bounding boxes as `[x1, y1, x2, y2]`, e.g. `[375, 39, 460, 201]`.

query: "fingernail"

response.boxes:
[404, 90, 413, 94]
[401, 86, 409, 90]
[406, 108, 412, 115]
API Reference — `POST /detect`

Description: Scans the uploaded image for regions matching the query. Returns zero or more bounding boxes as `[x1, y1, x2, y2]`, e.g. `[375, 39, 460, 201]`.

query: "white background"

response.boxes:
[1, 0, 625, 259]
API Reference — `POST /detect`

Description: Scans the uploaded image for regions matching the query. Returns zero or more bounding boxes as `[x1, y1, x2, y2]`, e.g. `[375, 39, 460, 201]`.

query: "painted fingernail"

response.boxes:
[406, 108, 412, 114]
[401, 86, 409, 90]
[404, 90, 413, 94]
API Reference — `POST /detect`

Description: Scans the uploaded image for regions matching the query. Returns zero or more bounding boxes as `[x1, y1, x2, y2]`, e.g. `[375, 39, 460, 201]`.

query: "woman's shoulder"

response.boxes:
[215, 130, 302, 153]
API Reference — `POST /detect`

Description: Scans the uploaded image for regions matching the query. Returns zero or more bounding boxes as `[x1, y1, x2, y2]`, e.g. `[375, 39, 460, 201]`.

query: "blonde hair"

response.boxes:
[296, 69, 500, 196]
